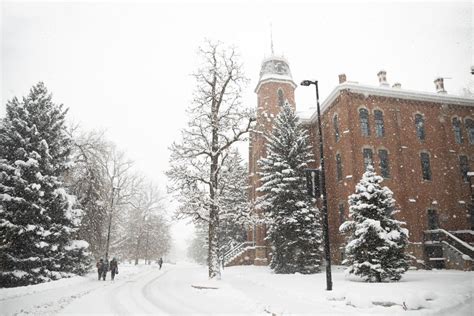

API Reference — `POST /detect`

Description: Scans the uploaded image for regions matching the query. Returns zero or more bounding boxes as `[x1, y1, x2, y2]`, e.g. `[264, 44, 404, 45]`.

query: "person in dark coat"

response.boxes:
[101, 259, 109, 280]
[158, 257, 163, 270]
[96, 259, 104, 280]
[110, 257, 119, 280]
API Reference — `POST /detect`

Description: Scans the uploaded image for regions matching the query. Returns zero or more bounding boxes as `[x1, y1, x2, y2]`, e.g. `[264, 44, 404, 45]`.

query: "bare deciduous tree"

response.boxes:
[167, 40, 254, 279]
[125, 181, 170, 265]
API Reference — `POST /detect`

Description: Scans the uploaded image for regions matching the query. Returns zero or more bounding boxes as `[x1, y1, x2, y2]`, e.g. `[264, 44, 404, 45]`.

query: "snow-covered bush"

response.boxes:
[257, 103, 322, 274]
[340, 165, 409, 282]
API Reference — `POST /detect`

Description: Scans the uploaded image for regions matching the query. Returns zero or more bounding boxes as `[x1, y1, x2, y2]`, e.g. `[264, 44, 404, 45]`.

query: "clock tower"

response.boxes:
[248, 55, 297, 265]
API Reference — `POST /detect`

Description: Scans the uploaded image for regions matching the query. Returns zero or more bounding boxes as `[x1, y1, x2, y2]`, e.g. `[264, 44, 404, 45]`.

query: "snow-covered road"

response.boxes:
[0, 263, 255, 315]
[62, 264, 253, 315]
[1, 263, 473, 315]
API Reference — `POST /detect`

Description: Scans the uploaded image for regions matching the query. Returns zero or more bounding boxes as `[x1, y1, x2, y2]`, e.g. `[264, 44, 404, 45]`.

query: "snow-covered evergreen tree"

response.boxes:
[257, 103, 322, 274]
[340, 165, 409, 282]
[0, 83, 90, 287]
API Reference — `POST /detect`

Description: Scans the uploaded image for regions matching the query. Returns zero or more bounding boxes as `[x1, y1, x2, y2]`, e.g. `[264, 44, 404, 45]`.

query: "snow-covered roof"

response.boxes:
[296, 109, 315, 121]
[300, 82, 474, 124]
[255, 55, 296, 92]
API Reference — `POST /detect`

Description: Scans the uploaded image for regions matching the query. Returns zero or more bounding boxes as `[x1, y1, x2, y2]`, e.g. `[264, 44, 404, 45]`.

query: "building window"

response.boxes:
[359, 108, 370, 136]
[420, 152, 432, 181]
[374, 110, 385, 138]
[470, 207, 474, 231]
[338, 203, 345, 225]
[378, 149, 390, 178]
[427, 209, 439, 230]
[336, 153, 343, 181]
[333, 115, 340, 142]
[465, 118, 474, 145]
[459, 155, 469, 182]
[452, 117, 463, 144]
[277, 89, 285, 107]
[363, 148, 373, 171]
[415, 114, 425, 141]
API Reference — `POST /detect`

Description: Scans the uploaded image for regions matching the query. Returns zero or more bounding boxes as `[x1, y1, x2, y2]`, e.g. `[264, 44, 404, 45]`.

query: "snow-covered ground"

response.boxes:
[0, 263, 472, 315]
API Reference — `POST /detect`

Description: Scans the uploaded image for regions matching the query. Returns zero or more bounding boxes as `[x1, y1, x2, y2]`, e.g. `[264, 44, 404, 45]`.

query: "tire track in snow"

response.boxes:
[141, 267, 198, 314]
[109, 268, 161, 315]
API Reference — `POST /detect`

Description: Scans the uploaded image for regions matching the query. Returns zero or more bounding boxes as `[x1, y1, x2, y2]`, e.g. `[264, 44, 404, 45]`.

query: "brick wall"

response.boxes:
[308, 90, 474, 263]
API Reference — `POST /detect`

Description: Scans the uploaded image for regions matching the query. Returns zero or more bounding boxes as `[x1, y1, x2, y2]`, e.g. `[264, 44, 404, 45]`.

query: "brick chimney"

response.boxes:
[392, 83, 401, 89]
[434, 77, 447, 94]
[377, 70, 389, 87]
[338, 74, 347, 84]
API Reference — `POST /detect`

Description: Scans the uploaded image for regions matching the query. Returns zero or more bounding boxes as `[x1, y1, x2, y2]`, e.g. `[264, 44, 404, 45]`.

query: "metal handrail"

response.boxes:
[441, 241, 473, 260]
[222, 241, 255, 264]
[425, 229, 474, 258]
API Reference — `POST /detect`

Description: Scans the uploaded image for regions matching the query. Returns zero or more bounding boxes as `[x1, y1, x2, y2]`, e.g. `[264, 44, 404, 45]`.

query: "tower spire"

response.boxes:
[270, 23, 274, 55]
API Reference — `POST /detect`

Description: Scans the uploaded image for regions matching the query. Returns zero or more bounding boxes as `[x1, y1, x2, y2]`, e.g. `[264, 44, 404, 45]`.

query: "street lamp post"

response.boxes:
[468, 171, 474, 230]
[301, 79, 333, 291]
[105, 186, 120, 261]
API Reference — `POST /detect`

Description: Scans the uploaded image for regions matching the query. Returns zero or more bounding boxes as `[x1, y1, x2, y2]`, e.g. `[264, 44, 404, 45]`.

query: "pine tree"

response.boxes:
[0, 82, 90, 287]
[340, 165, 409, 282]
[257, 103, 322, 274]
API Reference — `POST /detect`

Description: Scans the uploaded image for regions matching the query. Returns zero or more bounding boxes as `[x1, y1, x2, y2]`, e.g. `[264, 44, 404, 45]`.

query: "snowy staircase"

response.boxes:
[222, 241, 255, 267]
[423, 229, 473, 270]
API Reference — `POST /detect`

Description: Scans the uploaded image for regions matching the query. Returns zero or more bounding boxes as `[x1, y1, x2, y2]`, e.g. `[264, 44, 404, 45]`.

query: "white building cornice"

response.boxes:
[301, 83, 474, 124]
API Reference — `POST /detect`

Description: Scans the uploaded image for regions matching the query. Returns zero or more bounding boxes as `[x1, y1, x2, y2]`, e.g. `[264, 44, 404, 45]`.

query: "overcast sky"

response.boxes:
[1, 0, 472, 255]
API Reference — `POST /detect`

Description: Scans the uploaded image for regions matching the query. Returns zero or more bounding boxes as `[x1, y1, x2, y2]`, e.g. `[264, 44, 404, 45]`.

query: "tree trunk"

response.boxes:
[135, 236, 141, 265]
[145, 231, 149, 265]
[208, 204, 220, 279]
[208, 92, 221, 279]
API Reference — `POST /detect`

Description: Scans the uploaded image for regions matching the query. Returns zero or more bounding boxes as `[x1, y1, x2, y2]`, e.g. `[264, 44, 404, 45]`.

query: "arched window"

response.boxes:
[465, 118, 474, 145]
[374, 110, 385, 138]
[277, 89, 285, 107]
[420, 152, 432, 181]
[452, 117, 463, 144]
[459, 155, 469, 182]
[363, 148, 373, 171]
[336, 153, 343, 181]
[359, 108, 370, 136]
[333, 115, 340, 142]
[415, 114, 425, 141]
[378, 149, 390, 178]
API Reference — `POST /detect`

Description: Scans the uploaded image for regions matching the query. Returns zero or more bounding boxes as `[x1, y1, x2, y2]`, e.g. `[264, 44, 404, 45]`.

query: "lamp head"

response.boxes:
[300, 80, 312, 86]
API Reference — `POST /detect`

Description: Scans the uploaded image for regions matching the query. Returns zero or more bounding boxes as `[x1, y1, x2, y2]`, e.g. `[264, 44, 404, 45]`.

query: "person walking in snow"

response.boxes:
[110, 257, 119, 281]
[96, 259, 105, 280]
[101, 259, 109, 280]
[158, 257, 163, 270]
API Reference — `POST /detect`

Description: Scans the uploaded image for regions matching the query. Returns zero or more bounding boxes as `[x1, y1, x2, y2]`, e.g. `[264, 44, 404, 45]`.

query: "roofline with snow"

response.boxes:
[301, 83, 474, 124]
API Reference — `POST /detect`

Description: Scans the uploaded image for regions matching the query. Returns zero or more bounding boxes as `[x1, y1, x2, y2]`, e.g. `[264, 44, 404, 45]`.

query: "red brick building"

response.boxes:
[238, 55, 474, 270]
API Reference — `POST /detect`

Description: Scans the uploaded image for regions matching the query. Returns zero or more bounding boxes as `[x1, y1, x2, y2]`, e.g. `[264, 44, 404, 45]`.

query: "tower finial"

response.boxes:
[270, 23, 274, 55]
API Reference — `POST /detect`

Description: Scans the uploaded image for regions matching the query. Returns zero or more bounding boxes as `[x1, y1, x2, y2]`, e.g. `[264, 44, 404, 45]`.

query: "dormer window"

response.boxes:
[278, 89, 285, 107]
